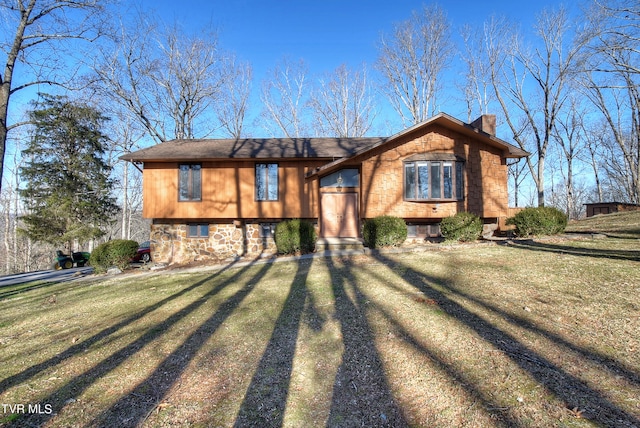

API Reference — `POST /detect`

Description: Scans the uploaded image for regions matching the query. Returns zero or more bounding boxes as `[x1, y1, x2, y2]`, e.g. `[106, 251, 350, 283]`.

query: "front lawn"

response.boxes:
[0, 236, 638, 427]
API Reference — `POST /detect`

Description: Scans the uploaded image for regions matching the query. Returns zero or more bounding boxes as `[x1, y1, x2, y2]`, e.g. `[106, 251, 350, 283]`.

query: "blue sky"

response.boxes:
[144, 0, 574, 78]
[7, 0, 577, 135]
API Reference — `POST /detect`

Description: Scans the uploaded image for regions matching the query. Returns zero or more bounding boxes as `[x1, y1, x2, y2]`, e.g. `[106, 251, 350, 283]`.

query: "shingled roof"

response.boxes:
[120, 137, 387, 162]
[120, 113, 529, 163]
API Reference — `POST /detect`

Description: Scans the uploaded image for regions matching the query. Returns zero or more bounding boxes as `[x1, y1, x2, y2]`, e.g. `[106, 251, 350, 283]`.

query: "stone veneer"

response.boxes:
[150, 222, 277, 265]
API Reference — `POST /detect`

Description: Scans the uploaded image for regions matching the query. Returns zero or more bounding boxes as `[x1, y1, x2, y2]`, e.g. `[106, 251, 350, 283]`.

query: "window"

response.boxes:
[320, 169, 359, 187]
[259, 223, 276, 238]
[407, 223, 441, 238]
[256, 163, 278, 201]
[404, 158, 464, 201]
[179, 164, 201, 201]
[187, 223, 209, 237]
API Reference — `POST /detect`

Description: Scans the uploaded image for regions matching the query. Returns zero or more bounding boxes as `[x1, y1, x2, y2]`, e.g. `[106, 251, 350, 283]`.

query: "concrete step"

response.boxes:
[316, 238, 365, 252]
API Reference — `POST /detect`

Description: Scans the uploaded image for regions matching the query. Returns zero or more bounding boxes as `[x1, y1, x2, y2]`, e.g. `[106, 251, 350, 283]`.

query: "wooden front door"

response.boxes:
[321, 192, 359, 238]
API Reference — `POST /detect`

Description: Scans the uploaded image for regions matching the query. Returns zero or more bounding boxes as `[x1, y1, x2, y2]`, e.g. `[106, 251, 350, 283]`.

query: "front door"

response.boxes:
[321, 192, 359, 238]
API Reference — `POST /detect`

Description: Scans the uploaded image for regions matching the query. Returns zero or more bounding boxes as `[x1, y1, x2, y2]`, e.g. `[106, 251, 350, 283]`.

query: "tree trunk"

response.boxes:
[537, 156, 546, 207]
[121, 161, 129, 240]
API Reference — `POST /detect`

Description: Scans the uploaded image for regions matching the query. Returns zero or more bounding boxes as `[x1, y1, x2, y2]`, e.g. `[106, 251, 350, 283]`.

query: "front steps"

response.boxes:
[315, 237, 365, 253]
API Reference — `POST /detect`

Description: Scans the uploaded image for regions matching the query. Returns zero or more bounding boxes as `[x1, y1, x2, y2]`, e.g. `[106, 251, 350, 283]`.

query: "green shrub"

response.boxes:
[274, 219, 316, 255]
[89, 243, 109, 272]
[440, 212, 483, 242]
[362, 216, 407, 248]
[90, 239, 139, 273]
[506, 206, 568, 237]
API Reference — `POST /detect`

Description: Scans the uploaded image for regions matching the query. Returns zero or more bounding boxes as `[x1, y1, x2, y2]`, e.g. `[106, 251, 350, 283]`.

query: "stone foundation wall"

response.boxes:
[150, 222, 277, 264]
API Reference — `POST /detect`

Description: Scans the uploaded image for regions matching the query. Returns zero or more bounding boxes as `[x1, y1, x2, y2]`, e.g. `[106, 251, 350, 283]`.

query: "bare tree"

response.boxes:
[551, 96, 589, 218]
[460, 23, 496, 122]
[90, 14, 236, 142]
[580, 0, 640, 203]
[217, 58, 252, 139]
[508, 159, 530, 208]
[485, 8, 587, 206]
[259, 57, 310, 138]
[375, 4, 455, 127]
[153, 25, 231, 139]
[103, 111, 145, 240]
[586, 0, 640, 75]
[582, 121, 606, 202]
[308, 64, 376, 137]
[0, 0, 109, 193]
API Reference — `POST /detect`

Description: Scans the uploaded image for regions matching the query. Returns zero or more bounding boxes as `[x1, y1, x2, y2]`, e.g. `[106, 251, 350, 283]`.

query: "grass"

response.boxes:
[0, 216, 638, 427]
[566, 210, 640, 239]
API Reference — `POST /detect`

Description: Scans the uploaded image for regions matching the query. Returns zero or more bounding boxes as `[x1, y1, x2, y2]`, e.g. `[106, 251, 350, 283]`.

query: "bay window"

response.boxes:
[404, 155, 464, 201]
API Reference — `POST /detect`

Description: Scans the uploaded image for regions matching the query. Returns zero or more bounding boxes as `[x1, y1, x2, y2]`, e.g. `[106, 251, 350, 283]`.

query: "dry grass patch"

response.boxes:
[566, 210, 640, 239]
[0, 236, 638, 427]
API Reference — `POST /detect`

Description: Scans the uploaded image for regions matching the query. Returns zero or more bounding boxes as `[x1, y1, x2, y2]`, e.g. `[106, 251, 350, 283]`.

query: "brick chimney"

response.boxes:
[471, 114, 496, 136]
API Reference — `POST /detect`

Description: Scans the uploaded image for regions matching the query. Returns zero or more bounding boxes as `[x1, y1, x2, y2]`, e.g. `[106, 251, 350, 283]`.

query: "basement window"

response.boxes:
[187, 224, 209, 238]
[259, 223, 276, 238]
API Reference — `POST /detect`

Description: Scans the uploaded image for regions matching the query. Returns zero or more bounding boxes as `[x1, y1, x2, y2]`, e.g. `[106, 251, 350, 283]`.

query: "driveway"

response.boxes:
[0, 267, 94, 287]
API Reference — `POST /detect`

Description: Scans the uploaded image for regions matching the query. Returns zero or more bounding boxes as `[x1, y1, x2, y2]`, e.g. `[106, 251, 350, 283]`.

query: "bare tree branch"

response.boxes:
[0, 0, 110, 193]
[259, 57, 310, 138]
[375, 4, 455, 127]
[308, 64, 376, 137]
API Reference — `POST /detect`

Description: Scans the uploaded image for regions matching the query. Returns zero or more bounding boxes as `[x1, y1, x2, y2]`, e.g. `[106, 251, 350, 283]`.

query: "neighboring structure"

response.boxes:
[121, 113, 528, 264]
[584, 202, 640, 217]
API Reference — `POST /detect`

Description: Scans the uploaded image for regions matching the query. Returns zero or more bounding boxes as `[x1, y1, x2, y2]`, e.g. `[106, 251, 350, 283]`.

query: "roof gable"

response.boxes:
[306, 113, 529, 177]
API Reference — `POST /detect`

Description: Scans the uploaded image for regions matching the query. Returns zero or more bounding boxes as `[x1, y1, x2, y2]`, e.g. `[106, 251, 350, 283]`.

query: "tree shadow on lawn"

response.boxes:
[325, 257, 408, 427]
[18, 259, 272, 427]
[233, 258, 313, 427]
[439, 268, 640, 390]
[345, 260, 526, 427]
[0, 262, 240, 396]
[503, 239, 640, 262]
[371, 252, 640, 427]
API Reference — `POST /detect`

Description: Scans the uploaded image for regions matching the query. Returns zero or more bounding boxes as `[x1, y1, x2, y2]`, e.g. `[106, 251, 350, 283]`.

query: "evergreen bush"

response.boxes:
[90, 239, 139, 273]
[506, 206, 568, 237]
[89, 243, 109, 272]
[440, 212, 483, 242]
[274, 219, 316, 255]
[362, 216, 407, 248]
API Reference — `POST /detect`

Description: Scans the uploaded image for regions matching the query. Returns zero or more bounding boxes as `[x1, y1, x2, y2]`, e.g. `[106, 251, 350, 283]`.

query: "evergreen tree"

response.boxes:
[18, 94, 118, 250]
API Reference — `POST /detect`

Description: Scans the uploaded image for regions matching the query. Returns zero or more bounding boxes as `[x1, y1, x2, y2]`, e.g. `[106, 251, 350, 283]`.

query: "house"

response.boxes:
[121, 113, 528, 264]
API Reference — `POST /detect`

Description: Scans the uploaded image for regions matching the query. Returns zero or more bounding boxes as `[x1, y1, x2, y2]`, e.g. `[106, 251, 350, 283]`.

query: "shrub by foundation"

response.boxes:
[90, 239, 139, 273]
[506, 206, 568, 237]
[362, 216, 407, 248]
[440, 212, 483, 242]
[274, 219, 316, 255]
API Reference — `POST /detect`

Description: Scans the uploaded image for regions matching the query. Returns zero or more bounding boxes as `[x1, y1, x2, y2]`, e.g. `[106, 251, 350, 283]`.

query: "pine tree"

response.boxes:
[18, 94, 118, 250]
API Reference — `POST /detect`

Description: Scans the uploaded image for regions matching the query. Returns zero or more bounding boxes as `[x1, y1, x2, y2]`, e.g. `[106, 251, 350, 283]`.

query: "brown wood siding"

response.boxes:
[360, 125, 509, 219]
[143, 160, 324, 220]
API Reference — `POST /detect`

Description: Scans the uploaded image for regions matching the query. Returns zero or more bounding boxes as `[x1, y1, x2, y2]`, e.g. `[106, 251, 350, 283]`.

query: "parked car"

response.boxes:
[131, 241, 152, 263]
